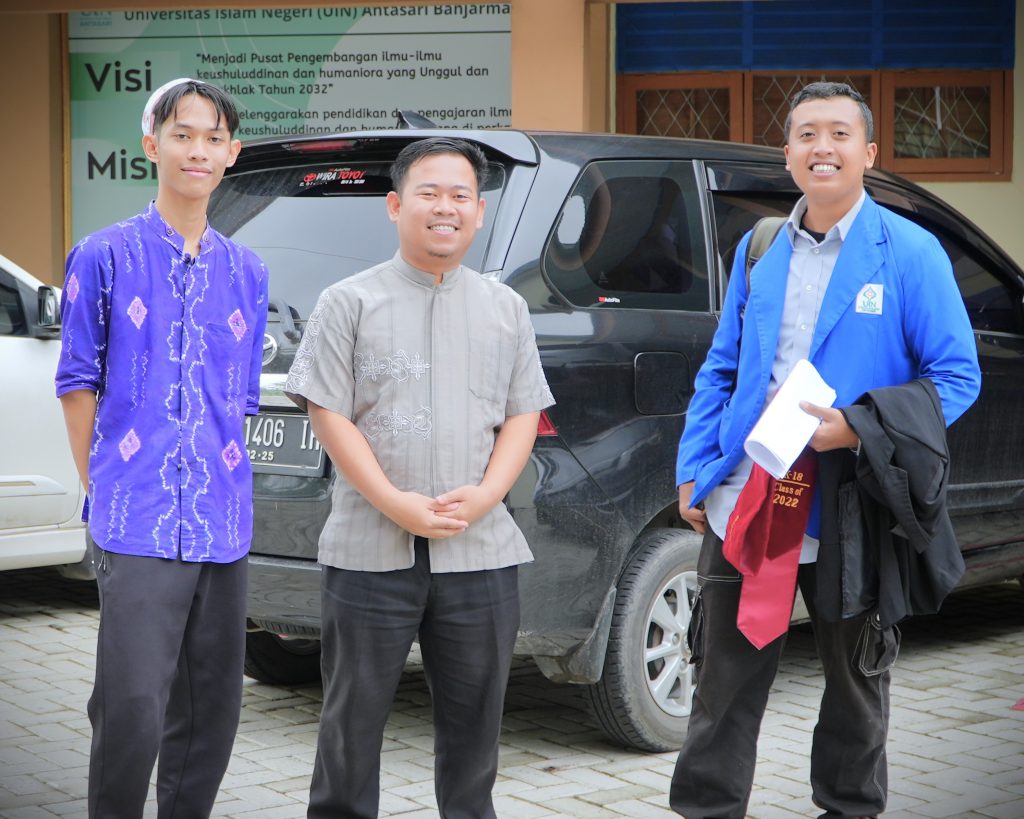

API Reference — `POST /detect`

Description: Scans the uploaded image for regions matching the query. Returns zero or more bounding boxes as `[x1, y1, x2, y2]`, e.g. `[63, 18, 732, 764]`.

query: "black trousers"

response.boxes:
[308, 538, 520, 819]
[670, 530, 893, 819]
[88, 550, 248, 819]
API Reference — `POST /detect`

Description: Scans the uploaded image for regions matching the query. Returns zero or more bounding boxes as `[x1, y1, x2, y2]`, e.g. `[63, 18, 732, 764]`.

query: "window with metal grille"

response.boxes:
[619, 74, 741, 140]
[617, 70, 1011, 181]
[749, 73, 877, 148]
[881, 70, 1010, 177]
[615, 0, 1013, 180]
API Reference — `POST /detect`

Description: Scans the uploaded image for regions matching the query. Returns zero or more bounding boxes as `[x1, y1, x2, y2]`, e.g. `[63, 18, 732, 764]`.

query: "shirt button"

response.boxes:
[800, 323, 808, 331]
[806, 285, 813, 291]
[813, 248, 820, 255]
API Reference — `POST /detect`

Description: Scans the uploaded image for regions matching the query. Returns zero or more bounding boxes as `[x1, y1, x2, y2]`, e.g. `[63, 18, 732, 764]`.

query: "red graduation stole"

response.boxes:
[722, 451, 818, 649]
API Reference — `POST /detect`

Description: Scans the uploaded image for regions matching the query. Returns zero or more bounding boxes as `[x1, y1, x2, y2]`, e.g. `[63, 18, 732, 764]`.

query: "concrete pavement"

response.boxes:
[1, 567, 1022, 818]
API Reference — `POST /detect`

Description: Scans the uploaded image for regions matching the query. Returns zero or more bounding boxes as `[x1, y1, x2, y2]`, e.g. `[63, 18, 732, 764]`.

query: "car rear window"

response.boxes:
[542, 160, 711, 312]
[209, 160, 506, 375]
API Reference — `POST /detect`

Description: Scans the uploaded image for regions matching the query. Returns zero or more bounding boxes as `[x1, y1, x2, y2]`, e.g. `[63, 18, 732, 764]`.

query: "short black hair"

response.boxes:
[390, 137, 488, 195]
[784, 81, 874, 143]
[150, 81, 241, 137]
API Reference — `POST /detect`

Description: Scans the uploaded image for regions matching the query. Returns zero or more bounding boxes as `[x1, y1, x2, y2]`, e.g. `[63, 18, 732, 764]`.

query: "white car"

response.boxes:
[0, 253, 89, 575]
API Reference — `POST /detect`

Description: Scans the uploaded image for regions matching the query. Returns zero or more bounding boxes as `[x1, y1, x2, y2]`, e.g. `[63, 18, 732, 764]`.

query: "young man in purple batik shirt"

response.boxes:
[56, 79, 268, 818]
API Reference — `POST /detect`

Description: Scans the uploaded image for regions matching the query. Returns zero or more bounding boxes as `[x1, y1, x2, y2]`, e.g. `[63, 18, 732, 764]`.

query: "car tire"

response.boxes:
[244, 628, 322, 685]
[584, 527, 701, 752]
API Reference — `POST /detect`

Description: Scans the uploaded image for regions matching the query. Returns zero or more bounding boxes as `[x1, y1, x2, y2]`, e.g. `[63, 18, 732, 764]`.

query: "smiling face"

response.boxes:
[784, 95, 877, 231]
[386, 151, 485, 278]
[142, 93, 241, 211]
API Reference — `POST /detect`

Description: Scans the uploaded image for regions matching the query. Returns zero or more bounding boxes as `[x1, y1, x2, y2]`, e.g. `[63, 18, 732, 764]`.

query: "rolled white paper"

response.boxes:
[744, 358, 837, 479]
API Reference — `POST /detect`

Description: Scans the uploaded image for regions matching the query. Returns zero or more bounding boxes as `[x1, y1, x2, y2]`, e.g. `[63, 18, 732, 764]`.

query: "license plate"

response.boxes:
[244, 413, 325, 476]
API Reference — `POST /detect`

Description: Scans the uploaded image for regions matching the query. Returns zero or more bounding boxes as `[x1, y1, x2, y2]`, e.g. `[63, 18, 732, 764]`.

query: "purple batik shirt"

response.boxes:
[55, 203, 269, 562]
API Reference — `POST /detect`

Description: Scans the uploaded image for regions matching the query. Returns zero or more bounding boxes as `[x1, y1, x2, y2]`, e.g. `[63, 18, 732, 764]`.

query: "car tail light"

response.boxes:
[282, 139, 358, 153]
[537, 410, 558, 437]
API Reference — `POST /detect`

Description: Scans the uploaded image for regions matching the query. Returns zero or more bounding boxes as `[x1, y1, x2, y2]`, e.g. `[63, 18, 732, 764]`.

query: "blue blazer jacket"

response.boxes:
[675, 195, 981, 534]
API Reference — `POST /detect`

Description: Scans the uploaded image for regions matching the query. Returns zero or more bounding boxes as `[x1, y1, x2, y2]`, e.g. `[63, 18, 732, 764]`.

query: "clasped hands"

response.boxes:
[383, 484, 498, 540]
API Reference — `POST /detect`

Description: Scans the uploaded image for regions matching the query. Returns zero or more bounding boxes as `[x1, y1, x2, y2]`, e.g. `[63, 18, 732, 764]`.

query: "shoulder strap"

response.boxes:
[744, 216, 787, 291]
[734, 216, 786, 380]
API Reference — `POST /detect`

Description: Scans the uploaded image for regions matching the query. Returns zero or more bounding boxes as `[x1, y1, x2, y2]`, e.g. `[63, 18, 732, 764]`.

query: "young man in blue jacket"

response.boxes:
[670, 82, 980, 818]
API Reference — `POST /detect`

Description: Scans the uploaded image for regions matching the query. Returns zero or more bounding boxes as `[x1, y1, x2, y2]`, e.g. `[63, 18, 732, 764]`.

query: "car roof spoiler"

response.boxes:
[242, 127, 540, 167]
[395, 110, 437, 129]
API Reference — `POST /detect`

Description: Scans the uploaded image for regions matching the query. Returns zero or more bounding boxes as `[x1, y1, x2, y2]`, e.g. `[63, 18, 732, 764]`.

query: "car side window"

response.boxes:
[936, 235, 1024, 336]
[710, 192, 796, 281]
[0, 276, 27, 336]
[543, 160, 710, 311]
[711, 192, 1024, 339]
[882, 206, 1024, 337]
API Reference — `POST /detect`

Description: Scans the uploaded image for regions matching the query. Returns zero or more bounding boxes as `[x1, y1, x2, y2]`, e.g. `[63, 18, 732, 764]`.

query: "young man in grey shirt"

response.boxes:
[286, 137, 554, 818]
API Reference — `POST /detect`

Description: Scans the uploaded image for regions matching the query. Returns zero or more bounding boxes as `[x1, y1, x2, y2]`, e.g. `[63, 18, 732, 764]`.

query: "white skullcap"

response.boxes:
[141, 77, 198, 135]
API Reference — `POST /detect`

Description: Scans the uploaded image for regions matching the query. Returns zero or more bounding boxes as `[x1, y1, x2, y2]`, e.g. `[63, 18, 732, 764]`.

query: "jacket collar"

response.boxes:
[785, 189, 866, 244]
[810, 196, 885, 358]
[745, 195, 886, 368]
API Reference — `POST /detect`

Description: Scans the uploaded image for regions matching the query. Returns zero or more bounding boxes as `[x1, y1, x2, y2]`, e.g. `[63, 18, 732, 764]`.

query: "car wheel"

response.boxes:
[584, 527, 701, 752]
[244, 628, 322, 685]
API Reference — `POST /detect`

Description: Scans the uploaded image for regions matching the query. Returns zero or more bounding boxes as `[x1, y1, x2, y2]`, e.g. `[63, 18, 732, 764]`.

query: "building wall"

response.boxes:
[0, 15, 65, 283]
[1, 0, 1021, 282]
[921, 2, 1024, 266]
[0, 0, 607, 284]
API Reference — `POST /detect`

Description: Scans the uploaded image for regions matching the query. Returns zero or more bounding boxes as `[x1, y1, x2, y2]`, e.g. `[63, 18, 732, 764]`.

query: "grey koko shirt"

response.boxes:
[285, 252, 555, 573]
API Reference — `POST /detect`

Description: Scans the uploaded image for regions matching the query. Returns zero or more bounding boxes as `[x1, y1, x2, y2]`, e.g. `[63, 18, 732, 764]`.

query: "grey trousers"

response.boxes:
[88, 550, 248, 819]
[670, 530, 893, 819]
[308, 538, 520, 819]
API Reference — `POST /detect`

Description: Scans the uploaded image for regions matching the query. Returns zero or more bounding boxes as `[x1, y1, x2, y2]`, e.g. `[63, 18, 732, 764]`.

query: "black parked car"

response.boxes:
[208, 127, 1024, 753]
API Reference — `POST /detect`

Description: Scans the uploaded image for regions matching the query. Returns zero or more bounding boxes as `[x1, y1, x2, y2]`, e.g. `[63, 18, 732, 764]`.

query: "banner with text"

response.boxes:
[67, 4, 511, 241]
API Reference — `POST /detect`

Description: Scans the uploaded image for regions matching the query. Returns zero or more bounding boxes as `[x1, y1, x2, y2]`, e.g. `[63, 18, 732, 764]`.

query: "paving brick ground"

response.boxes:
[1, 567, 1022, 818]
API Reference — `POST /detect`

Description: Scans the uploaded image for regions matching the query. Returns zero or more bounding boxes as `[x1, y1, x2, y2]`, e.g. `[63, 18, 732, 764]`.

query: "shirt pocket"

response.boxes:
[203, 321, 251, 404]
[468, 333, 516, 406]
[205, 321, 250, 357]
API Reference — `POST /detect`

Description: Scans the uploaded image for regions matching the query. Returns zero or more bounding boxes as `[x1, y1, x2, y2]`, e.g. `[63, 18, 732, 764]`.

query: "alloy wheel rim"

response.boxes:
[643, 570, 697, 717]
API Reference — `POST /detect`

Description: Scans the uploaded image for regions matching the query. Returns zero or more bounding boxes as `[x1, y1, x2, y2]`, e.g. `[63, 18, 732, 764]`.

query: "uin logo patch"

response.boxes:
[855, 284, 883, 315]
